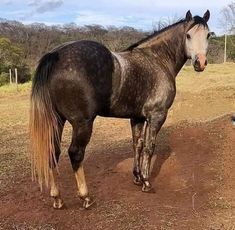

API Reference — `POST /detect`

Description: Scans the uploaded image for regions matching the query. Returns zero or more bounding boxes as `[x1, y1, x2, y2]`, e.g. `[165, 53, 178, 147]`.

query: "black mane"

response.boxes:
[124, 16, 208, 51]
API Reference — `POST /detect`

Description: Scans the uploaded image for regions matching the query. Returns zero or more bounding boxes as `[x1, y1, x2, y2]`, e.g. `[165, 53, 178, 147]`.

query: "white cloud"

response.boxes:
[2, 0, 12, 4]
[16, 0, 64, 20]
[27, 0, 41, 7]
[35, 0, 63, 14]
[75, 10, 156, 29]
[76, 11, 123, 26]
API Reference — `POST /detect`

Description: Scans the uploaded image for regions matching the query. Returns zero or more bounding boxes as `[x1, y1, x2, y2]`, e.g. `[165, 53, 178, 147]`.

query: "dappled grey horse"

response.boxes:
[30, 10, 211, 209]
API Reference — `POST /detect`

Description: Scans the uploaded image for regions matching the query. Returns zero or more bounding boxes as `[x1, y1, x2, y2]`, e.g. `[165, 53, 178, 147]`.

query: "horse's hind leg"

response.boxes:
[50, 169, 63, 209]
[130, 118, 146, 185]
[68, 120, 94, 209]
[49, 117, 65, 209]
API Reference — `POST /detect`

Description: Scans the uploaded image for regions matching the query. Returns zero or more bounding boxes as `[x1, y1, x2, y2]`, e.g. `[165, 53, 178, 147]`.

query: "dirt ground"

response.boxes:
[0, 63, 235, 229]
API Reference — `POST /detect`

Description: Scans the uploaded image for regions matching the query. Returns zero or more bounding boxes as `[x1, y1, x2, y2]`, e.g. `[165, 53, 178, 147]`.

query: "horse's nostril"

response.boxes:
[205, 60, 208, 66]
[194, 59, 200, 66]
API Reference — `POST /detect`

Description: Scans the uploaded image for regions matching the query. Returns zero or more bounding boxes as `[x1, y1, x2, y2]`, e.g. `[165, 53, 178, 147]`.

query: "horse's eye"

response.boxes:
[207, 33, 211, 39]
[186, 34, 191, 39]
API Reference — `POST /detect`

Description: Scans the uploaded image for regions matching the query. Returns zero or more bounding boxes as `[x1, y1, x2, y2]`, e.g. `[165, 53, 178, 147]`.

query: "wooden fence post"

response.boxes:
[15, 68, 18, 91]
[224, 33, 227, 63]
[9, 69, 12, 84]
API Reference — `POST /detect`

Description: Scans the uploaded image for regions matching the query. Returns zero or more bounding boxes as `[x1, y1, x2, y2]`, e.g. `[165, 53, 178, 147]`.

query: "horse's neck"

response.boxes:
[139, 24, 187, 77]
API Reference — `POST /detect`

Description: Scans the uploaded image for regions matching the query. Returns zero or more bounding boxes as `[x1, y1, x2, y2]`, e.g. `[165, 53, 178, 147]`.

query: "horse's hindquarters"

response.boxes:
[49, 40, 115, 122]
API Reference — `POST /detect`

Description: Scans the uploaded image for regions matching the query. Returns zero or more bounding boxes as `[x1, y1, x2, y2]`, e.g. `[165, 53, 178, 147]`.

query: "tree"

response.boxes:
[0, 37, 23, 66]
[152, 15, 180, 32]
[221, 2, 235, 33]
[0, 37, 31, 85]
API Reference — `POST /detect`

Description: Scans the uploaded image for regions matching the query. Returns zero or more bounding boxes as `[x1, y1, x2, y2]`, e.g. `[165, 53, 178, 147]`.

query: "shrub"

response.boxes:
[0, 72, 9, 86]
[17, 65, 32, 83]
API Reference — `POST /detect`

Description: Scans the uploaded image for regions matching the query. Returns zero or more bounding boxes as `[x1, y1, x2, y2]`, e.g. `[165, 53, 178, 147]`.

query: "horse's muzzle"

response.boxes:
[193, 54, 207, 72]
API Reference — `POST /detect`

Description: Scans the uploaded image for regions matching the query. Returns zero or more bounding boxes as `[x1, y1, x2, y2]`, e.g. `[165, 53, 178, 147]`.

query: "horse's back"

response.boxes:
[48, 40, 114, 122]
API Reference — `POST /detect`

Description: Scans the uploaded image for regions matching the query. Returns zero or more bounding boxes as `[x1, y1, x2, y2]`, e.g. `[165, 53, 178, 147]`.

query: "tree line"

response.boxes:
[0, 12, 234, 86]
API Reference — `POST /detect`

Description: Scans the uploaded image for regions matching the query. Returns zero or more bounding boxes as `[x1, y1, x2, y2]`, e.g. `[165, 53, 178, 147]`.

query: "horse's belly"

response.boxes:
[98, 100, 144, 118]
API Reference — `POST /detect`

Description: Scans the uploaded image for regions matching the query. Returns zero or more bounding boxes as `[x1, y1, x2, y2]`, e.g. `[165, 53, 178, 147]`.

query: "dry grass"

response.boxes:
[167, 62, 235, 124]
[0, 82, 31, 96]
[0, 63, 235, 229]
[177, 62, 235, 93]
[0, 85, 30, 192]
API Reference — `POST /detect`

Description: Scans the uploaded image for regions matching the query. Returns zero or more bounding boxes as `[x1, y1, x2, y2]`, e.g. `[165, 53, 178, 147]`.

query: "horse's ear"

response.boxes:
[203, 10, 210, 22]
[186, 10, 192, 22]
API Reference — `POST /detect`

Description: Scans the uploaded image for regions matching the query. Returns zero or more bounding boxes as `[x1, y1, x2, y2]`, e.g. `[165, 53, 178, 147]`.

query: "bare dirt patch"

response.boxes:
[0, 115, 234, 230]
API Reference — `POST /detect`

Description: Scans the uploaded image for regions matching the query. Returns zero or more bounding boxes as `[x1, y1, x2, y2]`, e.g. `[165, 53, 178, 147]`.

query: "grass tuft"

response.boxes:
[0, 82, 31, 96]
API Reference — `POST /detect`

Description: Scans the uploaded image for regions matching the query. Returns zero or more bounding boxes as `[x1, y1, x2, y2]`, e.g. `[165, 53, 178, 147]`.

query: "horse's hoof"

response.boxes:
[133, 177, 142, 186]
[142, 181, 154, 193]
[83, 197, 95, 209]
[53, 197, 64, 209]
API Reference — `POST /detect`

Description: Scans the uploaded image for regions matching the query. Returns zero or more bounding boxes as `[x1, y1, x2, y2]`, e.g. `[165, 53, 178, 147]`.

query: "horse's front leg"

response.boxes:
[141, 110, 167, 192]
[130, 118, 146, 185]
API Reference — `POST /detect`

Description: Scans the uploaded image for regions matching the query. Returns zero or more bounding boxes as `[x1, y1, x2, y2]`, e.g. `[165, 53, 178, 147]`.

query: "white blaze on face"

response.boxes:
[185, 25, 210, 71]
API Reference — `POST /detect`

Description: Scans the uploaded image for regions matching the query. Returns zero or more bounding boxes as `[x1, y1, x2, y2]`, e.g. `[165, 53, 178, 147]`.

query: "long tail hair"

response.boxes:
[29, 51, 60, 189]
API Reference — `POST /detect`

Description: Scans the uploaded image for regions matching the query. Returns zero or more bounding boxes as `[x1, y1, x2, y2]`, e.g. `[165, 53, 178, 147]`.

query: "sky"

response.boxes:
[0, 0, 232, 34]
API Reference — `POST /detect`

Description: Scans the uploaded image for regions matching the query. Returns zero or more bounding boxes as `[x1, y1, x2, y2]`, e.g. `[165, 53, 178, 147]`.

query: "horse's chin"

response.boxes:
[193, 66, 205, 72]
